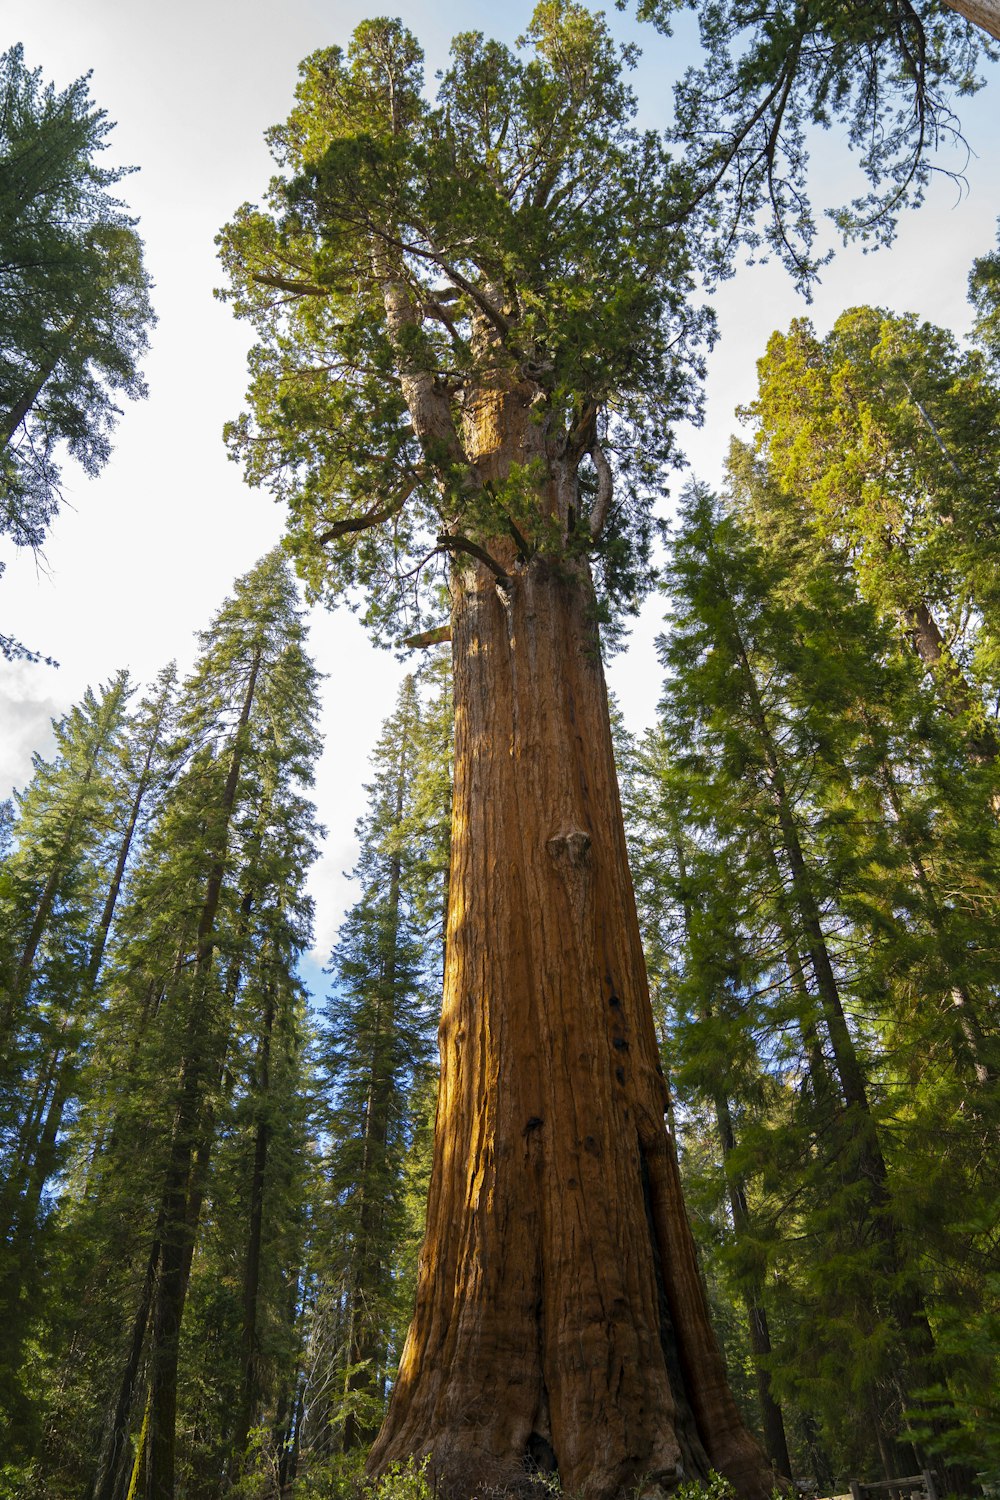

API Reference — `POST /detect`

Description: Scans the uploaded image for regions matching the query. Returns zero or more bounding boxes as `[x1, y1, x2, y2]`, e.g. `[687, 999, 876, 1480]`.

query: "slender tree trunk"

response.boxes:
[6, 1051, 73, 1237]
[341, 1017, 391, 1452]
[3, 726, 161, 1251]
[6, 774, 95, 1022]
[83, 955, 189, 1205]
[751, 828, 837, 1115]
[0, 1031, 66, 1243]
[232, 983, 276, 1464]
[726, 621, 950, 1467]
[369, 552, 772, 1500]
[0, 352, 60, 452]
[87, 700, 167, 989]
[3, 673, 127, 1032]
[91, 1228, 162, 1500]
[670, 831, 791, 1479]
[146, 650, 261, 1500]
[899, 598, 1000, 782]
[713, 1093, 791, 1480]
[750, 826, 914, 1468]
[875, 751, 993, 1085]
[344, 723, 410, 1451]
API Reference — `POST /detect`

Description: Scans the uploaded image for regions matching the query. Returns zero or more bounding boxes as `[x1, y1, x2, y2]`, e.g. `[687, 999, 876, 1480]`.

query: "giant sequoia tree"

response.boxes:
[218, 7, 772, 1497]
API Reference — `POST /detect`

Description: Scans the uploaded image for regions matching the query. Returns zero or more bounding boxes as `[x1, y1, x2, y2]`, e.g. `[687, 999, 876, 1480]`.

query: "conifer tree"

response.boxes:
[3, 669, 177, 1260]
[970, 220, 1000, 371]
[0, 671, 152, 1248]
[639, 0, 998, 291]
[0, 44, 154, 660]
[0, 47, 153, 523]
[621, 722, 793, 1479]
[642, 480, 999, 1478]
[310, 670, 445, 1461]
[739, 307, 1000, 780]
[0, 671, 134, 1451]
[16, 551, 323, 1500]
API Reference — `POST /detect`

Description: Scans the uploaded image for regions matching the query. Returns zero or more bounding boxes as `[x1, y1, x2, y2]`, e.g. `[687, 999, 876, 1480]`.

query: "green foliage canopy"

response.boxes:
[970, 216, 1000, 371]
[217, 3, 712, 644]
[737, 304, 1000, 720]
[0, 44, 154, 659]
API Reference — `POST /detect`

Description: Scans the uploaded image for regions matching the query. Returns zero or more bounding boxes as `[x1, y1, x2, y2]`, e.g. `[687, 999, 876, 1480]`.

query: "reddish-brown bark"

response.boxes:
[369, 548, 773, 1499]
[943, 0, 1000, 38]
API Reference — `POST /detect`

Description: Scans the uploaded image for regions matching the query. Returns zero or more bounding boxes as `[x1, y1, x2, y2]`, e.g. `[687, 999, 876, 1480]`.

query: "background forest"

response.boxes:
[2, 2, 1000, 1499]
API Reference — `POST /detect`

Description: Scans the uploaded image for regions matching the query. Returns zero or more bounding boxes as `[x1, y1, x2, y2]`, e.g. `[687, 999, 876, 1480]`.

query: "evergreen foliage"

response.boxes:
[626, 473, 1000, 1483]
[302, 664, 450, 1466]
[736, 306, 1000, 758]
[0, 44, 154, 663]
[0, 553, 325, 1498]
[0, 671, 134, 1442]
[4, 12, 1000, 1495]
[0, 568, 456, 1498]
[969, 217, 1000, 372]
[216, 2, 712, 644]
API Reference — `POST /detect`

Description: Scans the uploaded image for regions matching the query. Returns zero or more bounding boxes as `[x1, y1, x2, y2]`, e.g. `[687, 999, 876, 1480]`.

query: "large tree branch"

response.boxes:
[563, 402, 598, 463]
[589, 440, 613, 540]
[315, 475, 419, 545]
[250, 270, 333, 298]
[664, 68, 793, 229]
[420, 296, 471, 359]
[436, 532, 511, 584]
[402, 624, 452, 648]
[336, 194, 509, 340]
[373, 242, 472, 479]
[402, 230, 510, 339]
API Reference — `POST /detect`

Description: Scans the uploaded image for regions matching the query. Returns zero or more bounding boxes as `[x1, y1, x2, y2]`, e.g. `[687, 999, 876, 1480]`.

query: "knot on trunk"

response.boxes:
[546, 828, 591, 865]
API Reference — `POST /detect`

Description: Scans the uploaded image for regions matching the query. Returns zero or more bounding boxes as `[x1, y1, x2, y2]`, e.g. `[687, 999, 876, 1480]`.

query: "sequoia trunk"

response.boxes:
[943, 0, 1000, 39]
[369, 554, 772, 1500]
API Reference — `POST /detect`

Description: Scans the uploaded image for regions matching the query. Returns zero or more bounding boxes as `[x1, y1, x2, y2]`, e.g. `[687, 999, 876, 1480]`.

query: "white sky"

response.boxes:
[2, 0, 998, 983]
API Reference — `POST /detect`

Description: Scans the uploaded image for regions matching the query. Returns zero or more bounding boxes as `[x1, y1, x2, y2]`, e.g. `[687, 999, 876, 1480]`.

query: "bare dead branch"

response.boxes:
[402, 624, 452, 648]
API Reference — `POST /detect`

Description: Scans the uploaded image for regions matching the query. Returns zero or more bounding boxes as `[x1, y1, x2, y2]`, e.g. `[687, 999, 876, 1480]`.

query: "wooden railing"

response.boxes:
[849, 1473, 939, 1500]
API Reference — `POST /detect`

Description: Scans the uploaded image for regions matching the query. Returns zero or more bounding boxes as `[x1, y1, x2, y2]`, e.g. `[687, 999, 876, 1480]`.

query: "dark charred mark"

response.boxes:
[583, 1135, 600, 1157]
[608, 994, 622, 1010]
[613, 1036, 629, 1052]
[639, 1139, 708, 1475]
[507, 516, 533, 564]
[524, 1116, 543, 1134]
[525, 1432, 558, 1476]
[615, 1066, 626, 1085]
